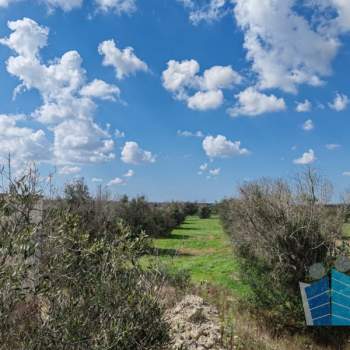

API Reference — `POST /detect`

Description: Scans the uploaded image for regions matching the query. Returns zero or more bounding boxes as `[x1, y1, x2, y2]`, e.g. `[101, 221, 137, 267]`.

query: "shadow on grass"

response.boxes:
[176, 226, 200, 231]
[149, 247, 193, 257]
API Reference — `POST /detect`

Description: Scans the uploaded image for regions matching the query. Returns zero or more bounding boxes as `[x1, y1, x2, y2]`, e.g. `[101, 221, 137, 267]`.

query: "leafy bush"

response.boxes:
[199, 205, 211, 219]
[219, 169, 346, 332]
[0, 174, 170, 350]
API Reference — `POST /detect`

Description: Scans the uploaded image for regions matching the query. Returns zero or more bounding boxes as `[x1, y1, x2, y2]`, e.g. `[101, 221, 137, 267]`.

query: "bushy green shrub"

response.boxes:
[0, 175, 170, 350]
[219, 170, 347, 333]
[199, 205, 211, 219]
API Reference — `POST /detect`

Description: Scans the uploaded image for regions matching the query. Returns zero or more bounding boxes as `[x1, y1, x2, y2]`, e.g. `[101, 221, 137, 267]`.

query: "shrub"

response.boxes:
[0, 174, 170, 350]
[219, 169, 347, 333]
[199, 205, 211, 219]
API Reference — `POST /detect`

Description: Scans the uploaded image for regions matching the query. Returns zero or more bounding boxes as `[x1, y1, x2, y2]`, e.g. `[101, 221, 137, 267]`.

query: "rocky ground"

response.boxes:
[165, 295, 224, 350]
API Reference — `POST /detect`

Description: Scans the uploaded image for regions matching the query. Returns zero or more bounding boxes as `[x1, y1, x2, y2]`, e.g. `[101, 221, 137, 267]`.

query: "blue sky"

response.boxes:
[0, 0, 349, 202]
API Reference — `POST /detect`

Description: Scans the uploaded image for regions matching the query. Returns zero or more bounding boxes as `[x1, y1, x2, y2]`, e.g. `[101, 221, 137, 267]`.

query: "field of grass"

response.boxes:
[144, 215, 248, 297]
[343, 223, 350, 238]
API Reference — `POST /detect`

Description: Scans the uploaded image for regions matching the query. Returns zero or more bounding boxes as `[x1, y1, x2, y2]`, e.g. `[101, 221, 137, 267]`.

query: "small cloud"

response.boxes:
[329, 93, 349, 111]
[121, 141, 156, 165]
[293, 149, 316, 165]
[228, 87, 286, 118]
[302, 119, 314, 131]
[115, 129, 125, 138]
[209, 168, 221, 176]
[202, 135, 250, 158]
[92, 177, 103, 183]
[326, 144, 341, 150]
[296, 99, 311, 112]
[177, 130, 204, 138]
[123, 169, 135, 177]
[59, 166, 81, 175]
[107, 177, 125, 186]
[343, 172, 350, 177]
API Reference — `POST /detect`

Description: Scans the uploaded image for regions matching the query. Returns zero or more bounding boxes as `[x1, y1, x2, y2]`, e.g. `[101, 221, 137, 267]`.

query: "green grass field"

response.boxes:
[144, 215, 248, 296]
[343, 223, 350, 238]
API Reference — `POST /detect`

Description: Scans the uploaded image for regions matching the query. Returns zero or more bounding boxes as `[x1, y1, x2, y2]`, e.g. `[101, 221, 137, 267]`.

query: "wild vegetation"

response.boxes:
[1, 166, 350, 349]
[219, 169, 350, 344]
[0, 170, 189, 349]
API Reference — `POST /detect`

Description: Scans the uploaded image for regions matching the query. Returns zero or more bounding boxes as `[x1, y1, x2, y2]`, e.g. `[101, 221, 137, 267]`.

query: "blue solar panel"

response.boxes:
[302, 269, 350, 326]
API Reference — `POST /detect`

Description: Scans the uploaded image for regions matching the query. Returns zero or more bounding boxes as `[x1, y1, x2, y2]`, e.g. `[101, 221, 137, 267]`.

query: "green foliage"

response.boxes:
[219, 170, 347, 333]
[199, 205, 211, 219]
[0, 175, 170, 350]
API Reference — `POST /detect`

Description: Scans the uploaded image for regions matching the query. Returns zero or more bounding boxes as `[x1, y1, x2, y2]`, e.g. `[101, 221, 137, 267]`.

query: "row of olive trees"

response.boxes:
[0, 171, 182, 349]
[219, 169, 349, 338]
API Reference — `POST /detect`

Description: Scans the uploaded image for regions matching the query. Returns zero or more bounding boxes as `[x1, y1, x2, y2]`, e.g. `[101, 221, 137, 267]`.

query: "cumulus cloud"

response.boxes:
[302, 119, 314, 131]
[162, 59, 241, 111]
[59, 165, 81, 175]
[177, 130, 204, 138]
[0, 18, 117, 166]
[296, 99, 312, 112]
[234, 0, 339, 93]
[121, 141, 156, 164]
[187, 90, 223, 111]
[80, 79, 120, 101]
[98, 39, 148, 80]
[94, 0, 136, 14]
[293, 149, 316, 165]
[0, 114, 50, 169]
[202, 135, 250, 158]
[228, 87, 286, 117]
[0, 18, 49, 58]
[329, 92, 349, 111]
[107, 177, 125, 186]
[53, 119, 115, 165]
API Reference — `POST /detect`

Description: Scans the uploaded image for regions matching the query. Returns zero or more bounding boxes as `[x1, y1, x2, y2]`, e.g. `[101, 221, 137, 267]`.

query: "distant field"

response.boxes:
[343, 223, 350, 238]
[143, 216, 248, 297]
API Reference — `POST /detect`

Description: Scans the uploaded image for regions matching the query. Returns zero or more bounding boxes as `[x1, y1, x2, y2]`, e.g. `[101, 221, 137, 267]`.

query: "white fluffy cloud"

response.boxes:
[293, 149, 316, 165]
[187, 90, 223, 111]
[115, 129, 125, 138]
[98, 39, 148, 80]
[0, 18, 49, 58]
[234, 0, 340, 93]
[228, 87, 286, 117]
[296, 99, 312, 112]
[59, 165, 81, 175]
[162, 59, 241, 111]
[0, 18, 116, 166]
[107, 177, 125, 186]
[121, 141, 156, 164]
[302, 119, 314, 131]
[0, 114, 50, 168]
[80, 79, 120, 101]
[329, 93, 349, 111]
[202, 135, 250, 158]
[94, 0, 136, 14]
[200, 65, 242, 90]
[53, 119, 115, 165]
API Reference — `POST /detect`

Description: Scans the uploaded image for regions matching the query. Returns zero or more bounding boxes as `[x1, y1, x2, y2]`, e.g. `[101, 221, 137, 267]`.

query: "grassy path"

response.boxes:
[147, 216, 247, 296]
